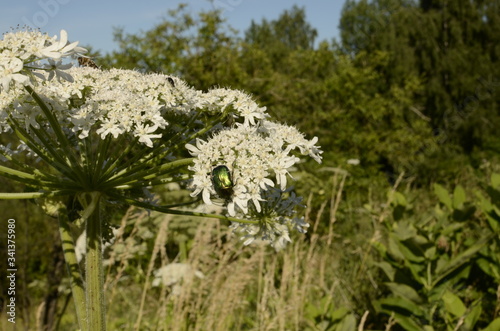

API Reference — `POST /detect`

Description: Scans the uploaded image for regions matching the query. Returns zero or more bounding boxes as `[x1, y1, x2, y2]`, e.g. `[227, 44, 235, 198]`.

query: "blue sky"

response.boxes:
[0, 0, 344, 54]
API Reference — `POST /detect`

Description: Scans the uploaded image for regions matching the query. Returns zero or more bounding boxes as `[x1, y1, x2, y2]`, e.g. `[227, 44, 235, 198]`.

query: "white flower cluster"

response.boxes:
[0, 29, 83, 92]
[185, 119, 322, 247]
[230, 187, 310, 250]
[0, 30, 271, 148]
[1, 28, 323, 248]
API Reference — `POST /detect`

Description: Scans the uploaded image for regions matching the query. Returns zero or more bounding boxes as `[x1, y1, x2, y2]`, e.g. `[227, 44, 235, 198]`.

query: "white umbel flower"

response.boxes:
[186, 122, 322, 217]
[229, 187, 309, 250]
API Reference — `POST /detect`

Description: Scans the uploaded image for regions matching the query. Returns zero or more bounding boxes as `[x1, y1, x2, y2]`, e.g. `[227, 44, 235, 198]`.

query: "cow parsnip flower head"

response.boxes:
[185, 121, 322, 247]
[0, 29, 83, 91]
[229, 186, 310, 250]
[0, 28, 322, 249]
[0, 28, 324, 330]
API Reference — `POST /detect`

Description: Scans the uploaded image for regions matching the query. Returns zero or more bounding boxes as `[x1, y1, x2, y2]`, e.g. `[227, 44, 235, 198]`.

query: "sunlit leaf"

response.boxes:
[434, 183, 452, 210]
[442, 290, 466, 317]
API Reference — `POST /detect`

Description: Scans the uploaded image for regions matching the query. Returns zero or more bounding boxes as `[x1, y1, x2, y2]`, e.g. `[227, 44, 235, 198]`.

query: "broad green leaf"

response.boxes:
[335, 314, 356, 331]
[304, 303, 321, 319]
[371, 240, 389, 259]
[412, 235, 430, 246]
[442, 290, 466, 317]
[388, 234, 405, 261]
[395, 191, 407, 206]
[434, 183, 452, 210]
[405, 261, 426, 286]
[424, 246, 436, 260]
[476, 191, 493, 213]
[377, 297, 425, 317]
[428, 282, 448, 302]
[391, 312, 423, 331]
[393, 221, 417, 240]
[485, 210, 500, 231]
[441, 222, 465, 236]
[453, 185, 466, 209]
[434, 234, 493, 286]
[476, 257, 500, 279]
[492, 173, 500, 189]
[394, 236, 425, 263]
[464, 302, 482, 330]
[384, 282, 423, 304]
[374, 261, 396, 281]
[330, 307, 349, 322]
[482, 317, 500, 331]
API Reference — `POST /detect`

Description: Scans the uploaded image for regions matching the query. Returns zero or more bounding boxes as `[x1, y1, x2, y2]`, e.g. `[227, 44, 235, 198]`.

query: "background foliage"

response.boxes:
[1, 0, 499, 330]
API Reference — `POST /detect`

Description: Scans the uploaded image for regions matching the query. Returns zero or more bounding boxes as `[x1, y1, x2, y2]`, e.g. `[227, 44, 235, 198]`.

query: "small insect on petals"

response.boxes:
[167, 77, 175, 87]
[77, 56, 100, 69]
[211, 165, 234, 200]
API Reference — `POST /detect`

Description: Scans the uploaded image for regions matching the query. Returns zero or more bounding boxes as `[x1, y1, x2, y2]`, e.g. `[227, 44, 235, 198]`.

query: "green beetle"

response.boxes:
[211, 165, 234, 200]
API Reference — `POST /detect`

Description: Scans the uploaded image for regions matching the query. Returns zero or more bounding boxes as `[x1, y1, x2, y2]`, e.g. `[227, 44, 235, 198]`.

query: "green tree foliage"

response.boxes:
[104, 4, 243, 90]
[340, 0, 500, 181]
[105, 4, 438, 186]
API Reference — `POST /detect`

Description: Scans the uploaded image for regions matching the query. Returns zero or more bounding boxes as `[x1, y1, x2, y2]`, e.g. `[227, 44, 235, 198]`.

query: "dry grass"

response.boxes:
[98, 172, 375, 331]
[2, 172, 377, 331]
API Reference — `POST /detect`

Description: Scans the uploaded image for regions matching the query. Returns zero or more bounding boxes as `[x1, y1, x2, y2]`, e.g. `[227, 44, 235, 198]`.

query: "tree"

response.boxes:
[339, 0, 500, 182]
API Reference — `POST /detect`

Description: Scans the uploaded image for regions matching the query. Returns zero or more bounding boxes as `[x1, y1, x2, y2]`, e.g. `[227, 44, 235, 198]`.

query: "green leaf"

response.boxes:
[424, 246, 436, 260]
[371, 240, 389, 259]
[434, 183, 452, 210]
[304, 302, 321, 319]
[391, 312, 423, 331]
[393, 221, 417, 240]
[393, 235, 425, 263]
[330, 307, 349, 322]
[482, 317, 500, 331]
[491, 173, 500, 189]
[442, 290, 466, 317]
[374, 261, 396, 281]
[476, 257, 500, 279]
[434, 234, 493, 286]
[394, 191, 408, 206]
[335, 314, 356, 331]
[377, 297, 425, 317]
[464, 302, 482, 330]
[384, 282, 423, 304]
[388, 234, 405, 261]
[452, 185, 466, 209]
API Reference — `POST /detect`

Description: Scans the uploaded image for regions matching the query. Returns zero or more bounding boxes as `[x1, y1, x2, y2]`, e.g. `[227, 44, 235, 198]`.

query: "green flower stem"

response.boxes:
[103, 157, 195, 189]
[109, 193, 259, 225]
[92, 136, 112, 186]
[58, 206, 87, 331]
[25, 86, 75, 159]
[82, 192, 105, 331]
[0, 164, 37, 181]
[113, 174, 191, 190]
[24, 86, 87, 182]
[0, 163, 80, 192]
[140, 158, 195, 181]
[98, 137, 138, 181]
[0, 148, 47, 177]
[8, 117, 81, 182]
[0, 191, 57, 199]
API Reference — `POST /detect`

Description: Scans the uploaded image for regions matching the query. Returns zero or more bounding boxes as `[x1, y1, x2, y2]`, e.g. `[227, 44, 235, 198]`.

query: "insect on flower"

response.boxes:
[77, 56, 100, 69]
[211, 165, 234, 200]
[167, 77, 175, 87]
